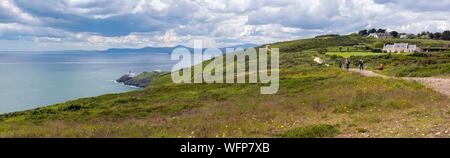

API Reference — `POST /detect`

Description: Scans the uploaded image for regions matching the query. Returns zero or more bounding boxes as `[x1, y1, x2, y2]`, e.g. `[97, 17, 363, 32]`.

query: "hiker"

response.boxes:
[358, 59, 365, 71]
[344, 58, 350, 71]
[337, 59, 342, 69]
[378, 64, 384, 71]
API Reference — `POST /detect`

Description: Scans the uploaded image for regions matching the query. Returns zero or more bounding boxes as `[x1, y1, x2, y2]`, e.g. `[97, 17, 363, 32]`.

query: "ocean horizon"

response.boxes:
[0, 51, 178, 114]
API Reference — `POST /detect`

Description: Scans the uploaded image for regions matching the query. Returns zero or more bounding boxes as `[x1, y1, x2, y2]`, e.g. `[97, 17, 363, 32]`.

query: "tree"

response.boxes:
[318, 48, 327, 54]
[419, 31, 428, 36]
[376, 29, 386, 33]
[429, 33, 435, 39]
[358, 29, 368, 36]
[368, 28, 377, 34]
[441, 30, 450, 40]
[407, 34, 416, 39]
[389, 31, 399, 38]
[418, 31, 432, 39]
[373, 42, 384, 49]
[434, 32, 442, 39]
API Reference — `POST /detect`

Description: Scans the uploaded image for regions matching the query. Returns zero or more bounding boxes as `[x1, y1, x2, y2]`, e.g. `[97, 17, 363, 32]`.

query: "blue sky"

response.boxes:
[0, 0, 449, 51]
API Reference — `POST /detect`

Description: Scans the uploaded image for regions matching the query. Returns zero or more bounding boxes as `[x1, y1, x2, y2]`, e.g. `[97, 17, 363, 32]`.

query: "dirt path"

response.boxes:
[349, 69, 450, 97]
[311, 57, 450, 96]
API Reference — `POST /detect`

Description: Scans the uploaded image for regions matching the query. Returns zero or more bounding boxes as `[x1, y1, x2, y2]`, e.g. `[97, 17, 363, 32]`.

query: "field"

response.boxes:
[0, 35, 448, 138]
[326, 52, 386, 58]
[325, 52, 450, 77]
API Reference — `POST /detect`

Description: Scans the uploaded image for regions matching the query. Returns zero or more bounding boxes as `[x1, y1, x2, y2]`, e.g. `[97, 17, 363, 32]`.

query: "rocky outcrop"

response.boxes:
[116, 71, 165, 88]
[116, 75, 133, 83]
[117, 75, 151, 88]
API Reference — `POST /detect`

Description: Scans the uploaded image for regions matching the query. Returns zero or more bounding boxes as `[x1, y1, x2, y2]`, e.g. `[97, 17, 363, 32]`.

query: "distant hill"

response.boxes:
[104, 44, 259, 53]
[221, 43, 260, 49]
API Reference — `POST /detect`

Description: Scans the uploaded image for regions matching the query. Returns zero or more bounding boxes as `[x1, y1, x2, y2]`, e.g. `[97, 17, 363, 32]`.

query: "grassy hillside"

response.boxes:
[301, 35, 450, 77]
[0, 36, 448, 138]
[351, 52, 450, 77]
[267, 34, 450, 53]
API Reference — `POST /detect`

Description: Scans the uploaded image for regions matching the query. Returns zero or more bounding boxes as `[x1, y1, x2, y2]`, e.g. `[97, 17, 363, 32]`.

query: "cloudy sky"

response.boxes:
[0, 0, 449, 51]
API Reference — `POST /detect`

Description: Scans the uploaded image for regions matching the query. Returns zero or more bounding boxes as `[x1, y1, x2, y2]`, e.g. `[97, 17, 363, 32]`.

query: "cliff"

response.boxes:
[116, 71, 166, 88]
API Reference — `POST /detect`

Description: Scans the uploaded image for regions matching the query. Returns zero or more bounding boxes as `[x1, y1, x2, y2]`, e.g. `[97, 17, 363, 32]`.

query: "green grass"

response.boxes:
[326, 52, 387, 58]
[0, 35, 448, 138]
[133, 71, 167, 81]
[326, 52, 450, 77]
[266, 35, 361, 53]
[364, 38, 450, 48]
[281, 124, 341, 138]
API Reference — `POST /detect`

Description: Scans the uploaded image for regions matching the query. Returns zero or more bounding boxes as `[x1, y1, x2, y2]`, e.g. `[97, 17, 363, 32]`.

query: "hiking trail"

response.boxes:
[312, 57, 449, 96]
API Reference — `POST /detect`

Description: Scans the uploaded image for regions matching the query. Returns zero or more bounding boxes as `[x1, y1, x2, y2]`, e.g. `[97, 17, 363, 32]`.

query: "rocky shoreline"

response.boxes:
[116, 71, 166, 88]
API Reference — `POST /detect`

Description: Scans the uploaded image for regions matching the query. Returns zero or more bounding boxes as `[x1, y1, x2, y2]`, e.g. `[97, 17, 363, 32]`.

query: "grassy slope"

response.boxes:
[355, 52, 450, 77]
[325, 51, 450, 77]
[0, 36, 449, 138]
[317, 35, 450, 77]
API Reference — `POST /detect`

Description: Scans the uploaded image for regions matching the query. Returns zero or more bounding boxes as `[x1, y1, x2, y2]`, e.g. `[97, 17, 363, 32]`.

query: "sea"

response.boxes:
[0, 51, 179, 114]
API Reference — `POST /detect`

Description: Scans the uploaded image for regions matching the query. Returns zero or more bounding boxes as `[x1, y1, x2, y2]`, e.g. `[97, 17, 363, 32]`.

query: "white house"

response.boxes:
[400, 34, 408, 39]
[368, 33, 393, 38]
[127, 71, 137, 77]
[382, 43, 422, 53]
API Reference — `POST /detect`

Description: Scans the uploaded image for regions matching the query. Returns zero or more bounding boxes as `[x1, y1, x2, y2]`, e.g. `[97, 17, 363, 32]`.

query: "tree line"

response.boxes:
[357, 28, 450, 40]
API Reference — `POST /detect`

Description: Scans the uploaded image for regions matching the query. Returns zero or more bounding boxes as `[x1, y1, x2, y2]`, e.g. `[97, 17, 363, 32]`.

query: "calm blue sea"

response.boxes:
[0, 52, 178, 114]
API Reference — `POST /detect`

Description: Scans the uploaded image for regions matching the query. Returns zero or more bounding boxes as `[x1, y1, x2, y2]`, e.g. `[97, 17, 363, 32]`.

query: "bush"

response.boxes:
[281, 124, 341, 138]
[410, 52, 433, 57]
[371, 48, 382, 52]
[373, 42, 384, 49]
[63, 104, 83, 111]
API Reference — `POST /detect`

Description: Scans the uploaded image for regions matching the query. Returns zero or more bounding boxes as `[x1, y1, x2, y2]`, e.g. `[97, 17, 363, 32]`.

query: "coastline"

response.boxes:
[115, 71, 167, 88]
[0, 52, 175, 114]
[0, 70, 166, 115]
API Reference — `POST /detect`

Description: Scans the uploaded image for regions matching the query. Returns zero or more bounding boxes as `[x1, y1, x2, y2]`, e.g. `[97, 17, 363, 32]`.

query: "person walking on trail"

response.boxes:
[344, 58, 350, 71]
[359, 59, 365, 71]
[378, 63, 384, 71]
[337, 59, 343, 69]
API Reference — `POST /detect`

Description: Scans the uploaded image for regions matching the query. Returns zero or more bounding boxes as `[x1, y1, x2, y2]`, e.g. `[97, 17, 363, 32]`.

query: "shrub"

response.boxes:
[281, 124, 341, 138]
[113, 97, 141, 104]
[63, 104, 83, 111]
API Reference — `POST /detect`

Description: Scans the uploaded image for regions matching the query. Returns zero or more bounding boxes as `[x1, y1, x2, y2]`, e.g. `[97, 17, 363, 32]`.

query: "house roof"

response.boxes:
[383, 43, 418, 50]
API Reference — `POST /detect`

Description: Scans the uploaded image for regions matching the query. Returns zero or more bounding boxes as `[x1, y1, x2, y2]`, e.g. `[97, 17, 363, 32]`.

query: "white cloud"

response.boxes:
[0, 0, 450, 51]
[0, 23, 70, 38]
[0, 0, 40, 24]
[374, 0, 450, 11]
